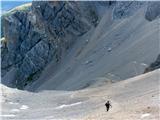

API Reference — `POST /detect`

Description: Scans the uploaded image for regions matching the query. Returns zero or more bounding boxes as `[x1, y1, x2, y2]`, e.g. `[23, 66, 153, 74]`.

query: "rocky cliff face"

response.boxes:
[144, 55, 160, 73]
[1, 1, 100, 89]
[1, 1, 160, 89]
[145, 2, 160, 21]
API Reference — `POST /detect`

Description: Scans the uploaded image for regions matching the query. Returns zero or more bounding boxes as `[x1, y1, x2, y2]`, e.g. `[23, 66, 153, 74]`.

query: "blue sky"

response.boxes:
[1, 1, 32, 15]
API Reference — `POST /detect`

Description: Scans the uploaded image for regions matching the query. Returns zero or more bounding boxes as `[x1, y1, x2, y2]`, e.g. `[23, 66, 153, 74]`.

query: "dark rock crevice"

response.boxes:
[144, 55, 160, 73]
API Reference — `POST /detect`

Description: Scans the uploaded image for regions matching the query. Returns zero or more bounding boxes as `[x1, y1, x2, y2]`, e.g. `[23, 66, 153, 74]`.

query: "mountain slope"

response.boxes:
[1, 1, 160, 91]
[1, 1, 160, 120]
[1, 69, 159, 119]
[27, 6, 159, 91]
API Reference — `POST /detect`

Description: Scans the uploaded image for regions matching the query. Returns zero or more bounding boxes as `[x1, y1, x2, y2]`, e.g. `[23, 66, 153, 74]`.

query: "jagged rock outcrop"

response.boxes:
[113, 1, 146, 19]
[1, 1, 100, 89]
[1, 1, 160, 89]
[144, 55, 160, 73]
[145, 2, 160, 21]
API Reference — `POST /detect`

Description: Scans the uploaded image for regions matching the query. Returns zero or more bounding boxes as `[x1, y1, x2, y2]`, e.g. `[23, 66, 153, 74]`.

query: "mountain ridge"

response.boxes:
[1, 1, 160, 90]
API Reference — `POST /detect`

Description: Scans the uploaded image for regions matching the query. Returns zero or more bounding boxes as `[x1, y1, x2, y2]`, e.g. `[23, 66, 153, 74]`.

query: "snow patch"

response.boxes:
[140, 113, 151, 118]
[20, 105, 29, 110]
[55, 102, 82, 109]
[45, 116, 64, 120]
[8, 102, 19, 105]
[0, 114, 16, 117]
[141, 63, 148, 67]
[11, 109, 20, 112]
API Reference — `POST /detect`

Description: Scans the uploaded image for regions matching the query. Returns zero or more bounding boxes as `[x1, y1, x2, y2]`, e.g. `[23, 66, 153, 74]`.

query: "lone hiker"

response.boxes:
[105, 101, 112, 112]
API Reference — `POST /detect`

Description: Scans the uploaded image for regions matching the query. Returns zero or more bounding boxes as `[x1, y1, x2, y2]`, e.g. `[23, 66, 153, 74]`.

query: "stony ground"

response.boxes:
[1, 70, 159, 120]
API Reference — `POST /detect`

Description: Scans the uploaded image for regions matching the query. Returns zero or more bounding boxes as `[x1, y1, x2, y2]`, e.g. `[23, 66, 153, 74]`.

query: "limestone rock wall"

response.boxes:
[1, 1, 160, 89]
